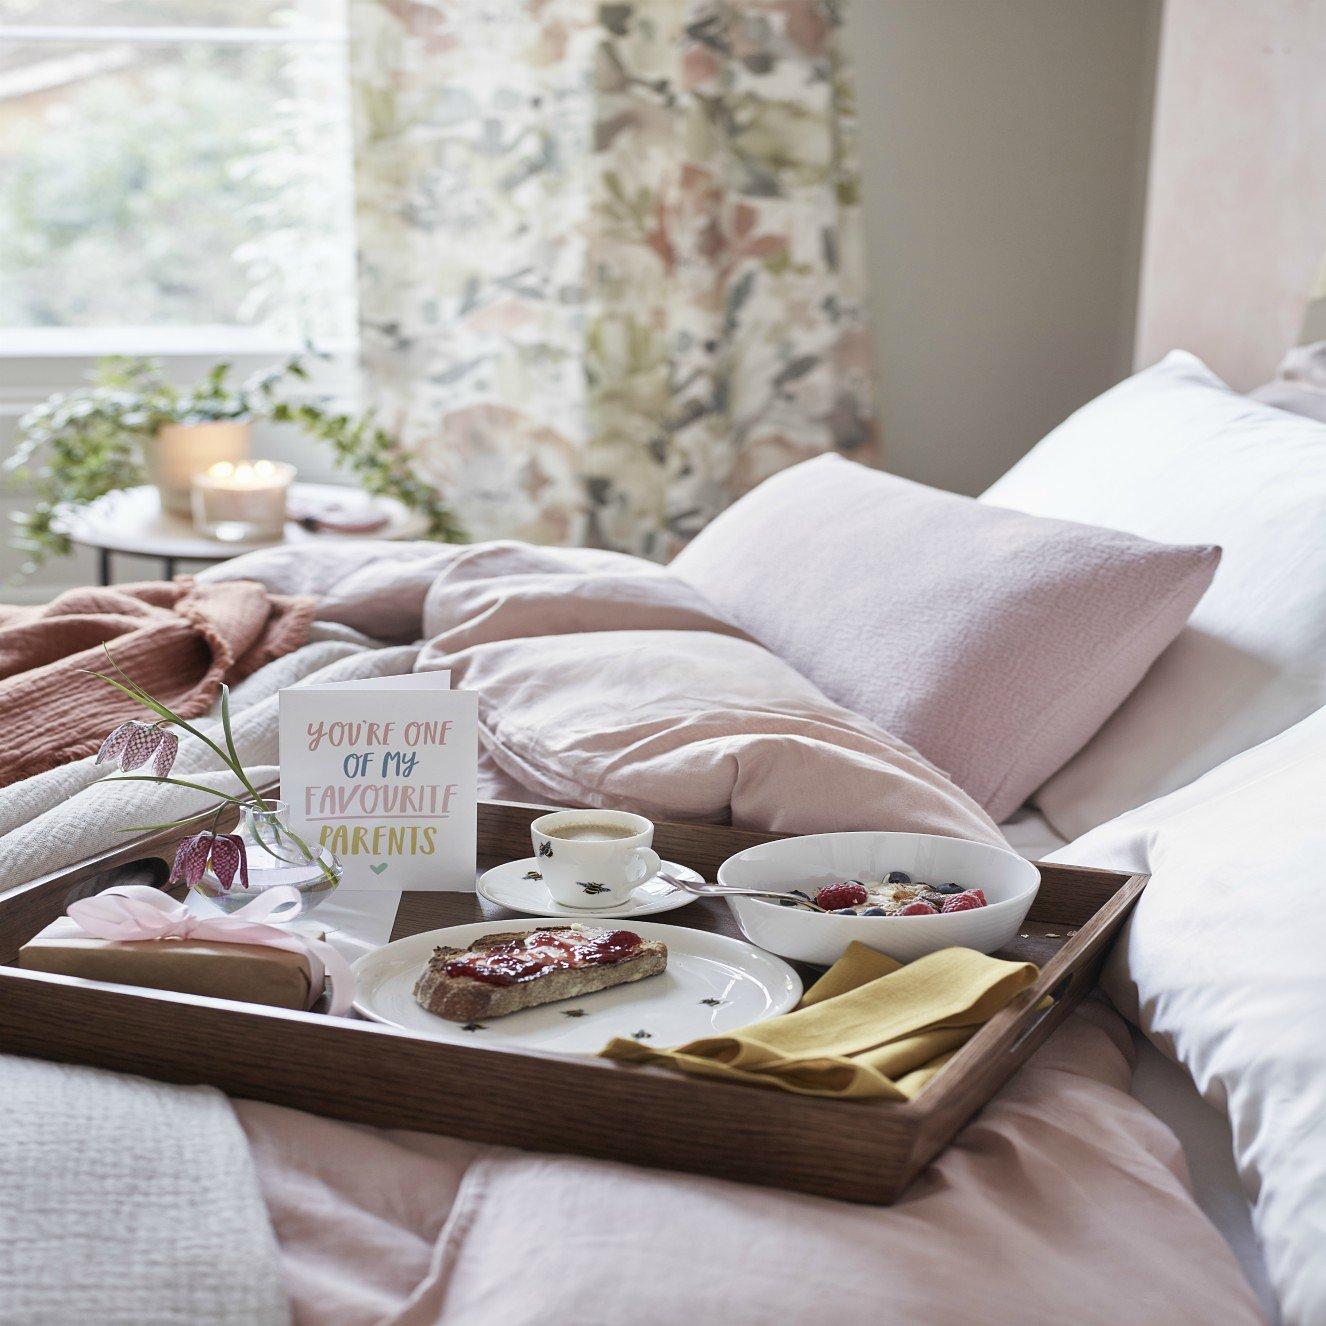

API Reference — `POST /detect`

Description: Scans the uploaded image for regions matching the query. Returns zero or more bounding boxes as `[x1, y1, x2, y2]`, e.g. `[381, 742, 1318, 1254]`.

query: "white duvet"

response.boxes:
[1051, 705, 1326, 1326]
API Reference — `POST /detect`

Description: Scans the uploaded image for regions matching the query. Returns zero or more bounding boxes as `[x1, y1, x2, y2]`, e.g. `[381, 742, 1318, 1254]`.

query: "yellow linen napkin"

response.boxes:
[600, 942, 1039, 1100]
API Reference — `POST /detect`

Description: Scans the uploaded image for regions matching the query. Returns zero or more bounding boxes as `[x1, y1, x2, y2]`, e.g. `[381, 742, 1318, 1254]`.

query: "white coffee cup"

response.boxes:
[529, 809, 663, 909]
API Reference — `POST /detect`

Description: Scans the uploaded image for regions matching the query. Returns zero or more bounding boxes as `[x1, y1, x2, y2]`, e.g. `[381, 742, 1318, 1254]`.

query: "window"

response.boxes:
[0, 1, 355, 353]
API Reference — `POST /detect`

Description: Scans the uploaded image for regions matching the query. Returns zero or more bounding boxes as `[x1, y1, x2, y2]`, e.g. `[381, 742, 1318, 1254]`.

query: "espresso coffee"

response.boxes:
[547, 822, 637, 842]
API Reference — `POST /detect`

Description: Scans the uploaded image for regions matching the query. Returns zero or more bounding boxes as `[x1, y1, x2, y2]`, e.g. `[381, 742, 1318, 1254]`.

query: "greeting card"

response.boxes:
[278, 673, 477, 891]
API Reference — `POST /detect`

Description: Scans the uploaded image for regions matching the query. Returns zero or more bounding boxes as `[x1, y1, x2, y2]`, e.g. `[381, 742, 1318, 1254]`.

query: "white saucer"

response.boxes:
[352, 917, 802, 1052]
[477, 857, 703, 919]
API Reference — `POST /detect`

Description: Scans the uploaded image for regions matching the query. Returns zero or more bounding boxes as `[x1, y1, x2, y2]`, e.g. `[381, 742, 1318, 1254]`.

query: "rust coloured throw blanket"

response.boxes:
[0, 579, 314, 787]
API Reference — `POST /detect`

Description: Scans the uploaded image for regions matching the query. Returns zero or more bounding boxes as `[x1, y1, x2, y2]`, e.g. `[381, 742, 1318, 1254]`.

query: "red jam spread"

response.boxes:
[444, 928, 643, 987]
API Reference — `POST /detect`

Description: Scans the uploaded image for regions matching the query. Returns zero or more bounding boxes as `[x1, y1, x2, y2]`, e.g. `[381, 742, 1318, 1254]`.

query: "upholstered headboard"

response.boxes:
[1134, 0, 1326, 390]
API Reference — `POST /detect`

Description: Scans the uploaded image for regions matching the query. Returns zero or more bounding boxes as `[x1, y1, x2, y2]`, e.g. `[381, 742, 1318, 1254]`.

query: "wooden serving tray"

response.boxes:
[0, 798, 1146, 1205]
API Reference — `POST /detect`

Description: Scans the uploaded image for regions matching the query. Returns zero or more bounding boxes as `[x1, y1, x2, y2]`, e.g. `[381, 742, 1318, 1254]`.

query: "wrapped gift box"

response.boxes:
[19, 916, 320, 1010]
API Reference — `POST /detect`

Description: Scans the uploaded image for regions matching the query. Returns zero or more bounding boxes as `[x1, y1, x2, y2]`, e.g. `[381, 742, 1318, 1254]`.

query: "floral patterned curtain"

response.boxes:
[350, 0, 877, 557]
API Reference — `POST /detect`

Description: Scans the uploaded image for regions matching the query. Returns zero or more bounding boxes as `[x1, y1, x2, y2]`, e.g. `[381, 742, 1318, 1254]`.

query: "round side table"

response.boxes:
[59, 484, 431, 586]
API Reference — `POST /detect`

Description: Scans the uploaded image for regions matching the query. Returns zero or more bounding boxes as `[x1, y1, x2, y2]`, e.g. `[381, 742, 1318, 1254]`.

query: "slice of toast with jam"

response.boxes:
[413, 926, 667, 1022]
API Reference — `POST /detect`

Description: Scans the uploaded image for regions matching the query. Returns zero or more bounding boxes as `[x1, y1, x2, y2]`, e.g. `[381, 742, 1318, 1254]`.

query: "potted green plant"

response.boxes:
[4, 354, 463, 574]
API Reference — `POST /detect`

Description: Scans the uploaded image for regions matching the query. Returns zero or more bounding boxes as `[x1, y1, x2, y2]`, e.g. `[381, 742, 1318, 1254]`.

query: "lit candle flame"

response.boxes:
[202, 459, 291, 488]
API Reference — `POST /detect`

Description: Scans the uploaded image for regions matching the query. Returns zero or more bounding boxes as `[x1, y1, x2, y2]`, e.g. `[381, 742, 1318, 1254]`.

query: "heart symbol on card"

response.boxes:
[369, 862, 389, 875]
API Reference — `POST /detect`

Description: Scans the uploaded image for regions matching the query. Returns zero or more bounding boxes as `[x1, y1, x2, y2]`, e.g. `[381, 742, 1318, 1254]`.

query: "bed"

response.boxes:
[1, 348, 1324, 1325]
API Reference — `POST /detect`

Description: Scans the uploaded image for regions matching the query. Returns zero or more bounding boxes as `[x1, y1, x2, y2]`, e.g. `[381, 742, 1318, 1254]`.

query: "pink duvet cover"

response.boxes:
[207, 539, 1006, 844]
[235, 1003, 1263, 1326]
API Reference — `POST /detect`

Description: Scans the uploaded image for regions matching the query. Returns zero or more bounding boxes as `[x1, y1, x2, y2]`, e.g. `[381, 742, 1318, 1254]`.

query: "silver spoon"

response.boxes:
[659, 875, 830, 912]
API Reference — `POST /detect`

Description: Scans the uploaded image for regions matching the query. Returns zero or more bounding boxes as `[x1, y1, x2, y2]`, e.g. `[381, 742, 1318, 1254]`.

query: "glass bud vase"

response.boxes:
[195, 800, 342, 919]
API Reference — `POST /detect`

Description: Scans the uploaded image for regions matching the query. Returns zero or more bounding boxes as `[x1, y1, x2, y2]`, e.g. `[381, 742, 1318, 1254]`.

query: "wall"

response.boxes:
[846, 0, 1160, 496]
[1134, 0, 1326, 389]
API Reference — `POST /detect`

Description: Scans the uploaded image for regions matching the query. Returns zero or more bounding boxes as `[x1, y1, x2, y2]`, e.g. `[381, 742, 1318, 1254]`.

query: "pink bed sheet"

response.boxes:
[235, 1002, 1264, 1326]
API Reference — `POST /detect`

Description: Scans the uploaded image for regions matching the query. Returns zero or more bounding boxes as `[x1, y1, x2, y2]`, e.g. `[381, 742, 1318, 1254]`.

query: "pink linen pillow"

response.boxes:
[669, 455, 1220, 822]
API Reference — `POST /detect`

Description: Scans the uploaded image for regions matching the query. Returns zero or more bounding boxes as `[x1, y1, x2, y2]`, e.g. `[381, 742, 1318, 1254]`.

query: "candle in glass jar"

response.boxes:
[191, 459, 296, 542]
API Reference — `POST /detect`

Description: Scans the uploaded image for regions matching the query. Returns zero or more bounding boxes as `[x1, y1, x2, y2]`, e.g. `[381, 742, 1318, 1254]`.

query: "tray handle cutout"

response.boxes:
[62, 859, 170, 909]
[1007, 972, 1073, 1057]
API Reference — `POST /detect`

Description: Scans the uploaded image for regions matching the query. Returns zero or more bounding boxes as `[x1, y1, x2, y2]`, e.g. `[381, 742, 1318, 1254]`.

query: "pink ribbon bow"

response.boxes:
[66, 884, 354, 1016]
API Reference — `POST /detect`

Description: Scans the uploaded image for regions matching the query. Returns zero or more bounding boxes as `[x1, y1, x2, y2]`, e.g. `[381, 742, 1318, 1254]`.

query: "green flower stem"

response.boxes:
[217, 682, 335, 884]
[93, 662, 267, 807]
[245, 811, 333, 884]
[97, 655, 337, 886]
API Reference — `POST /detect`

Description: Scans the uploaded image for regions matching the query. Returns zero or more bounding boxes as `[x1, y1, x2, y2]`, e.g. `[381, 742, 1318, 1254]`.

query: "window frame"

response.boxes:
[0, 13, 360, 595]
[0, 15, 355, 380]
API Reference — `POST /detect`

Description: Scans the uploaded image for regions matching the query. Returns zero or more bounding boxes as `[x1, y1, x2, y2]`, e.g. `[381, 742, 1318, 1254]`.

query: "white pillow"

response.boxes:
[983, 350, 1326, 838]
[1049, 706, 1326, 1325]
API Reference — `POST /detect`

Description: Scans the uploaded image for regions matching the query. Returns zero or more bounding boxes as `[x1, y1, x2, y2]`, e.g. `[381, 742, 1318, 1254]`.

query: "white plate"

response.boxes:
[477, 857, 703, 919]
[352, 917, 802, 1053]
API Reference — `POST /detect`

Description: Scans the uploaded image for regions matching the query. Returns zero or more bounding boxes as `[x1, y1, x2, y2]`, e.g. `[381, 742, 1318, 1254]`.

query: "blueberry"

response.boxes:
[886, 871, 911, 884]
[861, 907, 888, 916]
[931, 882, 963, 895]
[834, 907, 858, 915]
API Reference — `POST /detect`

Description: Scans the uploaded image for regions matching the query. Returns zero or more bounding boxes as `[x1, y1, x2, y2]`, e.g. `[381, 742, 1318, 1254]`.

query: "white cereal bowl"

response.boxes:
[718, 831, 1040, 967]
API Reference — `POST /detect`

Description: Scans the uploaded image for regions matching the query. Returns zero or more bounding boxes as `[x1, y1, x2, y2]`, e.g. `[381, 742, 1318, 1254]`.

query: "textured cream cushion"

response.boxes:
[984, 350, 1326, 838]
[1052, 706, 1326, 1325]
[670, 454, 1218, 822]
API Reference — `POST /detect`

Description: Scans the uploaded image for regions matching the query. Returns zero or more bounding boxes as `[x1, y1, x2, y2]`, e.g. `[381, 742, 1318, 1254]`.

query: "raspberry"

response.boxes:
[942, 890, 987, 913]
[897, 900, 938, 916]
[815, 882, 868, 910]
